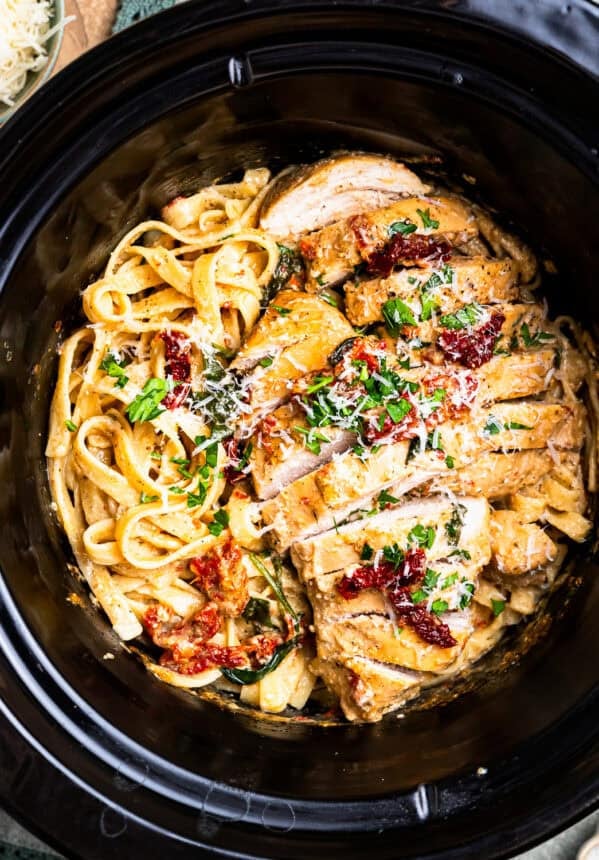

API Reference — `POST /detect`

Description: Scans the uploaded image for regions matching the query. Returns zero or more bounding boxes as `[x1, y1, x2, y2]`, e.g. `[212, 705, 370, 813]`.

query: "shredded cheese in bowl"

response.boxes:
[0, 0, 66, 112]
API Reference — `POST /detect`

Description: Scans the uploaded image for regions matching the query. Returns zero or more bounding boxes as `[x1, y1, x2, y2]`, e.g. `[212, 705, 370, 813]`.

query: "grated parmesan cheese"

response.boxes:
[0, 1, 68, 107]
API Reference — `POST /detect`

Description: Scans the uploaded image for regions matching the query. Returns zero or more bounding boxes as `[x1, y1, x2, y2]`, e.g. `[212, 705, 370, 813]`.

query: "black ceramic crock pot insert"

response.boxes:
[0, 1, 598, 858]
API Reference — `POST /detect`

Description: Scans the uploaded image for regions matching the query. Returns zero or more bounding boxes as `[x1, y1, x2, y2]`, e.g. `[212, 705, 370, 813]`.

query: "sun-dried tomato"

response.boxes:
[337, 548, 456, 648]
[366, 234, 452, 278]
[438, 313, 505, 369]
[159, 330, 192, 408]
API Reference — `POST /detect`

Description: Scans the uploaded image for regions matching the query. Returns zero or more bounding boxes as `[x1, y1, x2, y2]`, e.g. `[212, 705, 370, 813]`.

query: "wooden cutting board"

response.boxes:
[53, 0, 118, 74]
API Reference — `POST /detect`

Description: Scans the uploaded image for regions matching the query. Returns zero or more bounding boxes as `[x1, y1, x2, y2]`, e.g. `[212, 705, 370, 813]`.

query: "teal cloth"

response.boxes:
[113, 0, 176, 32]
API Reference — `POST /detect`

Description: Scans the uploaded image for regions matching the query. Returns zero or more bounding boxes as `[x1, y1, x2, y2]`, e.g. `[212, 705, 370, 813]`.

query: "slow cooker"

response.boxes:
[0, 1, 598, 857]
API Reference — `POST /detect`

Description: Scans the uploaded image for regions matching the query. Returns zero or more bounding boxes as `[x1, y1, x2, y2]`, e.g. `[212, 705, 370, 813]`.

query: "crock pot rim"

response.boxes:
[0, 2, 598, 858]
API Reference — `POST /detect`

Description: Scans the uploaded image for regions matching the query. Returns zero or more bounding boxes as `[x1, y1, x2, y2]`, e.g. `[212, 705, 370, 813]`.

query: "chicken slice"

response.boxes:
[250, 346, 558, 501]
[490, 510, 558, 576]
[475, 349, 558, 402]
[344, 256, 520, 326]
[315, 401, 583, 508]
[258, 153, 429, 239]
[300, 196, 477, 290]
[428, 450, 553, 500]
[230, 290, 354, 421]
[249, 402, 356, 500]
[262, 401, 582, 551]
[291, 496, 490, 580]
[315, 656, 430, 723]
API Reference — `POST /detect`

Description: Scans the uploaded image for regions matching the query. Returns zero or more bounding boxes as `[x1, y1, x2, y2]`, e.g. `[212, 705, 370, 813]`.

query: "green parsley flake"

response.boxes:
[320, 292, 338, 308]
[491, 598, 506, 617]
[126, 378, 171, 423]
[431, 598, 449, 615]
[445, 455, 455, 469]
[387, 399, 412, 424]
[504, 421, 532, 431]
[483, 415, 503, 436]
[520, 322, 555, 348]
[378, 489, 400, 509]
[140, 492, 159, 504]
[100, 352, 129, 389]
[445, 503, 466, 546]
[208, 509, 230, 536]
[382, 298, 417, 335]
[360, 543, 374, 561]
[388, 220, 417, 238]
[439, 303, 484, 331]
[306, 375, 334, 394]
[259, 356, 274, 367]
[408, 524, 436, 549]
[272, 305, 291, 316]
[65, 419, 77, 432]
[416, 208, 440, 230]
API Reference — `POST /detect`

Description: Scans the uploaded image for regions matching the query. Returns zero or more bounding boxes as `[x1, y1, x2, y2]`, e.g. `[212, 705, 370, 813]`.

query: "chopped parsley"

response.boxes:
[445, 503, 466, 546]
[294, 425, 331, 455]
[272, 305, 292, 316]
[491, 598, 506, 617]
[320, 292, 339, 307]
[65, 419, 77, 432]
[448, 548, 472, 560]
[407, 430, 444, 460]
[186, 440, 219, 508]
[140, 492, 159, 504]
[431, 598, 449, 615]
[419, 276, 441, 321]
[407, 524, 436, 549]
[387, 399, 412, 424]
[266, 244, 304, 299]
[126, 378, 171, 423]
[439, 303, 484, 330]
[388, 219, 417, 237]
[150, 450, 162, 461]
[520, 322, 555, 348]
[445, 455, 455, 469]
[459, 580, 475, 609]
[259, 356, 274, 367]
[483, 415, 503, 436]
[100, 352, 129, 389]
[382, 542, 405, 568]
[306, 375, 334, 394]
[441, 572, 459, 589]
[382, 298, 417, 334]
[504, 421, 532, 431]
[377, 489, 400, 509]
[360, 543, 374, 561]
[208, 509, 229, 536]
[416, 207, 440, 230]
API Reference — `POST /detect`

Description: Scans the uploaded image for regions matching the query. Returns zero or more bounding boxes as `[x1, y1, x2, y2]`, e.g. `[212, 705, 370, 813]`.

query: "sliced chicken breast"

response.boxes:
[249, 402, 356, 500]
[300, 196, 477, 290]
[262, 401, 582, 551]
[428, 450, 554, 500]
[490, 510, 558, 575]
[259, 153, 430, 239]
[344, 256, 520, 326]
[291, 496, 490, 580]
[230, 290, 354, 422]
